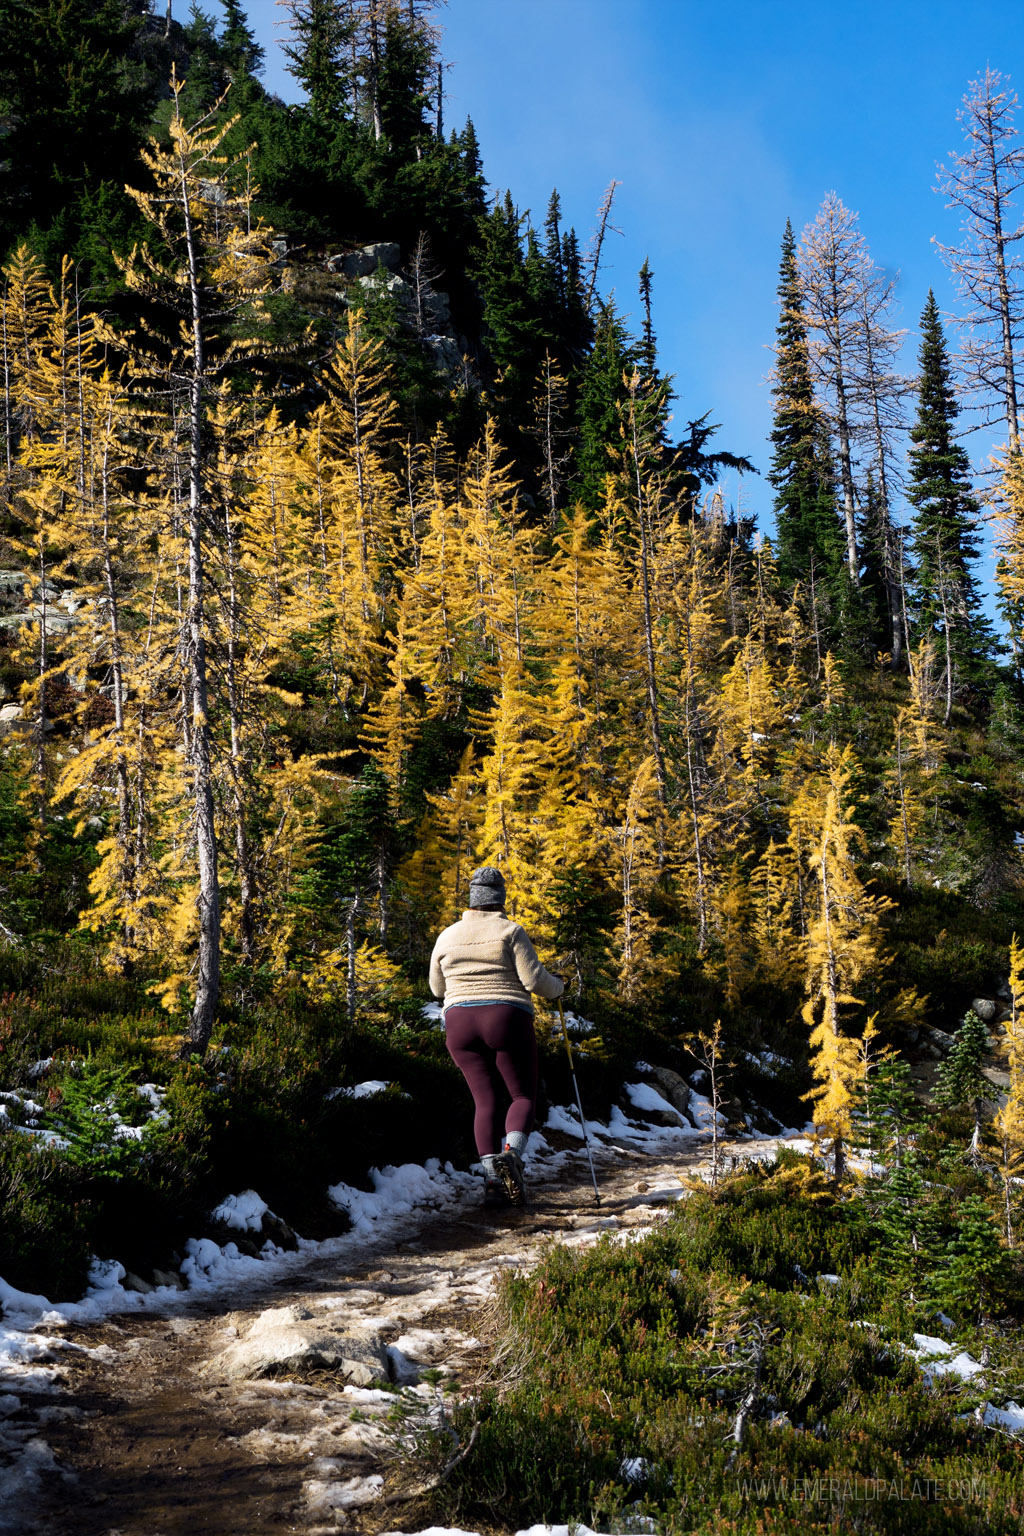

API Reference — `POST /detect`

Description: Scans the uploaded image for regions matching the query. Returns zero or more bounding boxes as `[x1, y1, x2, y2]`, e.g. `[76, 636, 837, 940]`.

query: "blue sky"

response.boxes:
[243, 0, 1024, 596]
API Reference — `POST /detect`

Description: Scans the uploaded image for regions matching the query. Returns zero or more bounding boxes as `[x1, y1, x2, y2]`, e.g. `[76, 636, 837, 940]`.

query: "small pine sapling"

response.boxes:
[686, 1018, 729, 1187]
[864, 1052, 923, 1171]
[873, 1153, 943, 1298]
[933, 1008, 992, 1156]
[934, 1194, 1008, 1322]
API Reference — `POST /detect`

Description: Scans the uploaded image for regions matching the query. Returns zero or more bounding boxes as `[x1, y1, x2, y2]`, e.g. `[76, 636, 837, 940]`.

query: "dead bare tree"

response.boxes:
[408, 230, 441, 337]
[935, 68, 1024, 446]
[530, 351, 573, 532]
[798, 193, 872, 584]
[584, 179, 622, 314]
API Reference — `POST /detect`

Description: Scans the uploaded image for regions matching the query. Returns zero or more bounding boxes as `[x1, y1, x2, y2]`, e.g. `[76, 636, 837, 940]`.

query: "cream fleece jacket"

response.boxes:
[428, 909, 564, 1012]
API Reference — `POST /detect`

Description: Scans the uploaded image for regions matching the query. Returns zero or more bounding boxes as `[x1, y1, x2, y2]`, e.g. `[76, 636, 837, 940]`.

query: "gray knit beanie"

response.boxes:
[468, 865, 506, 909]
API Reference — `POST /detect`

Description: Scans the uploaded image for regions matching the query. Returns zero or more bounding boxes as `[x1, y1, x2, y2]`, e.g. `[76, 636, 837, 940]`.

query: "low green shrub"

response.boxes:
[0, 1129, 91, 1298]
[425, 1158, 1024, 1536]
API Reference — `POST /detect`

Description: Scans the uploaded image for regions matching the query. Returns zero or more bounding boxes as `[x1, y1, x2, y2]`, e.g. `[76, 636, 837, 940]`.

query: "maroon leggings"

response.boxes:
[444, 1003, 538, 1157]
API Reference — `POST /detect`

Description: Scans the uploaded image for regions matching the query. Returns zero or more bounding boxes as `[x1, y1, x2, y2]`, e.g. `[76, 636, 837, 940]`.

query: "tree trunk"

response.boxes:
[179, 143, 220, 1057]
[937, 543, 954, 726]
[346, 894, 359, 1023]
[99, 413, 135, 958]
[862, 311, 903, 667]
[367, 2, 383, 141]
[983, 104, 1021, 444]
[833, 361, 859, 581]
[223, 495, 257, 964]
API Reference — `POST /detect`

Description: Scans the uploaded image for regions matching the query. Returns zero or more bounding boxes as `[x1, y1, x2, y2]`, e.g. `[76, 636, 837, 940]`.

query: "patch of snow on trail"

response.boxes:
[687, 1090, 726, 1131]
[328, 1158, 477, 1236]
[211, 1189, 269, 1231]
[625, 1081, 683, 1118]
[328, 1079, 393, 1101]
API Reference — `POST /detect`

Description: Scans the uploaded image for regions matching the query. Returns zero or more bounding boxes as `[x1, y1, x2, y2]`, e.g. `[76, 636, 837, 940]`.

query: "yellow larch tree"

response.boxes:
[800, 743, 893, 1180]
[886, 704, 927, 889]
[749, 839, 802, 992]
[91, 74, 284, 1047]
[402, 435, 472, 722]
[361, 591, 422, 793]
[992, 448, 1024, 677]
[317, 312, 403, 635]
[995, 934, 1024, 1245]
[0, 245, 50, 481]
[400, 743, 481, 930]
[458, 420, 530, 681]
[612, 755, 668, 1003]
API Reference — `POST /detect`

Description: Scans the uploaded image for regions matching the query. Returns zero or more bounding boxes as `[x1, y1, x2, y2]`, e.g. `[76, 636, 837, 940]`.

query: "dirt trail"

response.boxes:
[13, 1134, 748, 1536]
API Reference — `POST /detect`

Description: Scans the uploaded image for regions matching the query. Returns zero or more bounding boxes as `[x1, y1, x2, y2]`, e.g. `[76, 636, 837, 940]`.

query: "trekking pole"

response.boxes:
[555, 995, 601, 1204]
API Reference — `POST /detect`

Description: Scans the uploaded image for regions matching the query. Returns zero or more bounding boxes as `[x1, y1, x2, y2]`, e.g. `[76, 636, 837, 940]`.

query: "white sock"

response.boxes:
[504, 1131, 528, 1159]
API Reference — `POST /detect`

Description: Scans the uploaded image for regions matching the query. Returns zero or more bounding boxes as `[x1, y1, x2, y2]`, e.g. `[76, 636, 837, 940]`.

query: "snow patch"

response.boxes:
[211, 1189, 270, 1232]
[624, 1081, 682, 1118]
[979, 1401, 1024, 1432]
[328, 1159, 477, 1237]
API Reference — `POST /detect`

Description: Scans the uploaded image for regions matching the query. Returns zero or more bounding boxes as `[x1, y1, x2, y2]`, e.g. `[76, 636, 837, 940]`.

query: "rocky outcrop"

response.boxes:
[200, 1304, 391, 1386]
[281, 241, 471, 390]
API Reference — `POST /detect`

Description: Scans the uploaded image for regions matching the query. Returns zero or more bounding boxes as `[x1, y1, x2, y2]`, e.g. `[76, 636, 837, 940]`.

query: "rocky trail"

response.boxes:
[3, 1130, 766, 1536]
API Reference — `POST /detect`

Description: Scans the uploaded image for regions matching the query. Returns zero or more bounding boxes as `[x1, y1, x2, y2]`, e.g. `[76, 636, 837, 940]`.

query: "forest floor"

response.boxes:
[4, 1128, 776, 1536]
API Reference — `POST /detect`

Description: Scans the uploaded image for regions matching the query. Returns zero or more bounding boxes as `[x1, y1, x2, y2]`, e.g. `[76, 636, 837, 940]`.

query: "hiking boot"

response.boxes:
[495, 1147, 527, 1208]
[483, 1175, 508, 1208]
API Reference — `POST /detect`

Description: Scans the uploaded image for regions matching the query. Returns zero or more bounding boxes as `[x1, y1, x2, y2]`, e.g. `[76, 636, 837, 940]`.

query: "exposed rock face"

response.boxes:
[339, 242, 401, 278]
[200, 1304, 391, 1385]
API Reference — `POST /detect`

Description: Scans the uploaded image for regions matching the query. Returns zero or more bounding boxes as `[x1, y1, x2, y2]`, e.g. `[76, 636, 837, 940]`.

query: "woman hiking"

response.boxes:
[429, 866, 564, 1208]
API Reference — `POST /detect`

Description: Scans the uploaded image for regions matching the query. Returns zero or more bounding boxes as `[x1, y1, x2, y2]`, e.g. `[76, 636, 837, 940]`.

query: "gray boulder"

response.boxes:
[424, 334, 465, 379]
[646, 1065, 694, 1118]
[151, 1267, 187, 1291]
[200, 1304, 390, 1385]
[971, 998, 997, 1022]
[341, 242, 401, 278]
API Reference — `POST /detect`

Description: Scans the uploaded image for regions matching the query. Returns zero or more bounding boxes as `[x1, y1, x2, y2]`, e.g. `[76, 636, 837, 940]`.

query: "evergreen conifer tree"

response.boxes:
[280, 0, 354, 120]
[873, 1152, 943, 1293]
[543, 190, 564, 306]
[0, 0, 155, 273]
[573, 301, 638, 511]
[768, 222, 847, 600]
[908, 291, 992, 708]
[936, 1194, 1007, 1319]
[934, 1008, 992, 1153]
[219, 0, 264, 79]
